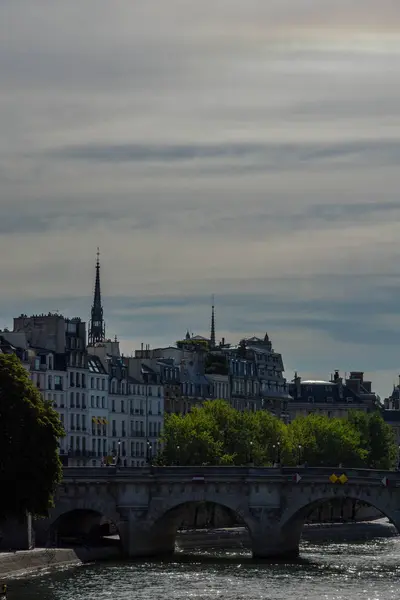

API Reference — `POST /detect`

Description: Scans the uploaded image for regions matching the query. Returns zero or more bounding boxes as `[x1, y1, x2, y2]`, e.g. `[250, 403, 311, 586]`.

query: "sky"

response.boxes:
[1, 1, 400, 397]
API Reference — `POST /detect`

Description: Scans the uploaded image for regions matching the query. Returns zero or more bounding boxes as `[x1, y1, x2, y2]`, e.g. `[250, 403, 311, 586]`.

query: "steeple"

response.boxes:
[210, 295, 216, 349]
[88, 248, 105, 345]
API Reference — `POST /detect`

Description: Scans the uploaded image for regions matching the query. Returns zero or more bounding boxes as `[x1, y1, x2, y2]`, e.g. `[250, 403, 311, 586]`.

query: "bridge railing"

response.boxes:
[62, 465, 400, 483]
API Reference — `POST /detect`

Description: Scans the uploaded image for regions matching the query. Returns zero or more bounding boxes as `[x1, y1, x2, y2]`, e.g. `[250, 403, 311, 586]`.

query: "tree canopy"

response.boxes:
[158, 400, 397, 469]
[0, 353, 65, 519]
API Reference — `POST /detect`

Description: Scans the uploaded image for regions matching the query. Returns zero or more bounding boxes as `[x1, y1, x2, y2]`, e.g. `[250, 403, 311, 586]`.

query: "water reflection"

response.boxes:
[8, 537, 400, 600]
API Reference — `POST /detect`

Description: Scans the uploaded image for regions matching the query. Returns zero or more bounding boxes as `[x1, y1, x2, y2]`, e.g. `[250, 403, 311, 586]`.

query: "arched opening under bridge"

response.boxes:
[50, 509, 122, 551]
[278, 496, 399, 559]
[151, 501, 252, 555]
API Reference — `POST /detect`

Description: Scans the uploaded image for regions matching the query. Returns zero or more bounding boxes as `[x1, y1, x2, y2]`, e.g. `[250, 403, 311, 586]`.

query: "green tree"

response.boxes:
[348, 410, 397, 469]
[288, 414, 367, 467]
[0, 354, 65, 519]
[158, 399, 289, 466]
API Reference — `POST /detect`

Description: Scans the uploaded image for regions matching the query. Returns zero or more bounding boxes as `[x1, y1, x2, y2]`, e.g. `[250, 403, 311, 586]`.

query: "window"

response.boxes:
[48, 375, 52, 390]
[121, 400, 125, 413]
[96, 396, 100, 408]
[91, 377, 94, 388]
[54, 375, 63, 391]
[102, 379, 105, 391]
[91, 395, 95, 408]
[70, 392, 74, 407]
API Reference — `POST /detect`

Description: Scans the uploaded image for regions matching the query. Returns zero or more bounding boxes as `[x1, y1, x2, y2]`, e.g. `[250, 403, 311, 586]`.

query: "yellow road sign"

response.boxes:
[329, 473, 338, 483]
[338, 474, 348, 484]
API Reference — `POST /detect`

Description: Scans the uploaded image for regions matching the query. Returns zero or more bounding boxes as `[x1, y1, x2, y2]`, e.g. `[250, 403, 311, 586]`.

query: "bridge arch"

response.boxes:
[147, 495, 255, 555]
[276, 488, 400, 558]
[35, 495, 123, 549]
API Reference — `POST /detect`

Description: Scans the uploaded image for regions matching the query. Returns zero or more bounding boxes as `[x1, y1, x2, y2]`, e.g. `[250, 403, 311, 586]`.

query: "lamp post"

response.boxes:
[298, 444, 302, 466]
[249, 441, 254, 465]
[116, 439, 121, 466]
[147, 440, 153, 465]
[277, 441, 281, 465]
[176, 445, 180, 466]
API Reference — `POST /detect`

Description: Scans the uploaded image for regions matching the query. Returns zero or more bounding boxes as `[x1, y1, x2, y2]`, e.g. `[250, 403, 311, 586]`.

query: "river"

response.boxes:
[7, 536, 400, 600]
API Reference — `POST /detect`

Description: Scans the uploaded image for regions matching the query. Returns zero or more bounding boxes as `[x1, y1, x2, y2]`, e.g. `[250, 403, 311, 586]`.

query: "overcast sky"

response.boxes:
[1, 1, 400, 396]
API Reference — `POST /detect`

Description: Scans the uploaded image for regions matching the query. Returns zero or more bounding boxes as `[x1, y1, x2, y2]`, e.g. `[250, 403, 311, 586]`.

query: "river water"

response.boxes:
[8, 537, 400, 600]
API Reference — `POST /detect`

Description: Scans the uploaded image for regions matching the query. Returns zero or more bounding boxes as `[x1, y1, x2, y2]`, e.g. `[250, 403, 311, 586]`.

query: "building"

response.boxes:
[383, 381, 400, 447]
[12, 313, 89, 465]
[209, 333, 290, 419]
[288, 370, 379, 421]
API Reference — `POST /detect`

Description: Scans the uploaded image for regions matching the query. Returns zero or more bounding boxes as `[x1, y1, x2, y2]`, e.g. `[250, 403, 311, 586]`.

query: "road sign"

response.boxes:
[329, 473, 338, 484]
[338, 474, 348, 484]
[293, 473, 302, 484]
[381, 476, 388, 487]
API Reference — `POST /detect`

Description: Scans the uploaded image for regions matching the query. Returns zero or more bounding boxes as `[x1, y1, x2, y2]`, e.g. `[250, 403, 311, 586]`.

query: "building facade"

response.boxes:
[288, 370, 378, 421]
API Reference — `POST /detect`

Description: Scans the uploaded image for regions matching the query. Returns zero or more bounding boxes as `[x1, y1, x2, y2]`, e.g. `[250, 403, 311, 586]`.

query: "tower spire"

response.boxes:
[88, 248, 105, 345]
[210, 294, 216, 349]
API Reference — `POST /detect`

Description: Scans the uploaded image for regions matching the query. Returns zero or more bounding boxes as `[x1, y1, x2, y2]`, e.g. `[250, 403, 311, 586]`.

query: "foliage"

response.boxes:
[347, 410, 397, 469]
[176, 339, 209, 351]
[0, 354, 65, 519]
[288, 414, 367, 467]
[158, 400, 397, 469]
[204, 354, 229, 375]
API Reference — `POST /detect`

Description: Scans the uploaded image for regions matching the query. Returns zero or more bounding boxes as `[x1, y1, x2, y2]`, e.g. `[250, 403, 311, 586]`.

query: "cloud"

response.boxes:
[1, 0, 400, 398]
[44, 140, 400, 171]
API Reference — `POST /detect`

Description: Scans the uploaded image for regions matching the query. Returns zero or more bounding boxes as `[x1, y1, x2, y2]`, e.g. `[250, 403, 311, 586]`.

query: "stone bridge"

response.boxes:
[35, 466, 400, 559]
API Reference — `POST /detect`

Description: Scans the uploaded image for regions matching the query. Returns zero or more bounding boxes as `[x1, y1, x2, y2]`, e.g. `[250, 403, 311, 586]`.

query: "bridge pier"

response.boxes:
[250, 521, 303, 560]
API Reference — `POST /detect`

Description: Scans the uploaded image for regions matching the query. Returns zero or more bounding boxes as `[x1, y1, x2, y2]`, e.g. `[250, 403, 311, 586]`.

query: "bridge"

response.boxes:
[34, 466, 400, 559]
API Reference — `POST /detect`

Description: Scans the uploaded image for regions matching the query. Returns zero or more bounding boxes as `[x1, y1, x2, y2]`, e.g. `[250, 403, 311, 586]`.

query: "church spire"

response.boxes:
[88, 248, 105, 345]
[210, 295, 216, 349]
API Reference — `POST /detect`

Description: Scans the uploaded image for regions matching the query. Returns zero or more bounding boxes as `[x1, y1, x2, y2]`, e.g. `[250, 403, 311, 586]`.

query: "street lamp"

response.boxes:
[277, 441, 281, 465]
[249, 441, 254, 465]
[176, 445, 180, 466]
[298, 444, 302, 466]
[117, 439, 121, 466]
[147, 440, 153, 465]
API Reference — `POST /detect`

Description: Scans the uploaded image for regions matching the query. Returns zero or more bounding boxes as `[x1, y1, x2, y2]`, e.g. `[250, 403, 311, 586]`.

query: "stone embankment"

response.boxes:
[0, 545, 120, 578]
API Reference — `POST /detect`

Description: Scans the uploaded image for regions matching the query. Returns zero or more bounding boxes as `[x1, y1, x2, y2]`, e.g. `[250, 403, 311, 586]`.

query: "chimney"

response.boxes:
[294, 371, 301, 398]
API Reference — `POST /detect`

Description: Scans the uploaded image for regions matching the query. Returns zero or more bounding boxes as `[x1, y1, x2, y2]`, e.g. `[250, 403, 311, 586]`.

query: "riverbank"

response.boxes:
[0, 545, 120, 578]
[176, 518, 398, 550]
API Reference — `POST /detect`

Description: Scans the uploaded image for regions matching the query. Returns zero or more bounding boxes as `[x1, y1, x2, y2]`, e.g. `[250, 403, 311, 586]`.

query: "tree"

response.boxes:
[288, 414, 367, 467]
[0, 354, 65, 519]
[158, 400, 395, 469]
[348, 410, 397, 469]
